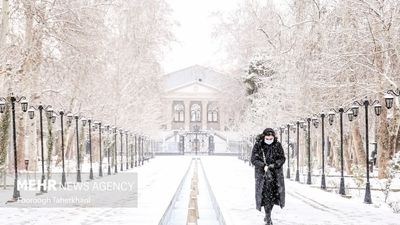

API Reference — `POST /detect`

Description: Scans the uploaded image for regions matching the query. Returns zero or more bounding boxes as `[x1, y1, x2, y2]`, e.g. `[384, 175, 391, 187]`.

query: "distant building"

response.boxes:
[160, 65, 229, 131]
[159, 65, 238, 154]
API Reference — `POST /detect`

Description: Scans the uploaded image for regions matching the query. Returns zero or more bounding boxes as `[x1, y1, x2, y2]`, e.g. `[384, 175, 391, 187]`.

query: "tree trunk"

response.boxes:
[343, 134, 352, 175]
[65, 127, 75, 160]
[0, 0, 9, 48]
[27, 115, 37, 171]
[0, 103, 10, 171]
[395, 126, 400, 153]
[351, 120, 366, 167]
[377, 99, 391, 178]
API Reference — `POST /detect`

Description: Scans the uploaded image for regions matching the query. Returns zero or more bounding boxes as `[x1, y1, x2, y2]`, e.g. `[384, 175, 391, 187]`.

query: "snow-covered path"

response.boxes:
[1, 156, 400, 225]
[201, 156, 400, 225]
[0, 156, 192, 225]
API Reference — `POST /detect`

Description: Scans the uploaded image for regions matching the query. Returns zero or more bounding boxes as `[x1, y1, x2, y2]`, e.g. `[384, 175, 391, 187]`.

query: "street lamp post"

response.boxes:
[306, 118, 312, 185]
[329, 107, 354, 195]
[120, 129, 123, 171]
[134, 135, 138, 167]
[295, 121, 304, 182]
[126, 131, 129, 170]
[95, 121, 103, 177]
[73, 116, 85, 182]
[0, 94, 28, 200]
[28, 104, 54, 193]
[351, 98, 382, 204]
[138, 136, 141, 165]
[104, 125, 111, 175]
[113, 127, 118, 173]
[142, 136, 145, 164]
[130, 133, 134, 168]
[140, 136, 144, 165]
[52, 111, 73, 187]
[84, 119, 94, 179]
[312, 113, 327, 189]
[286, 124, 291, 179]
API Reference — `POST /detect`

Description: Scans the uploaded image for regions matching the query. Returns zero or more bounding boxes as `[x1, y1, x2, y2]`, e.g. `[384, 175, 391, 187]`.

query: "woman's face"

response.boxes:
[264, 133, 274, 141]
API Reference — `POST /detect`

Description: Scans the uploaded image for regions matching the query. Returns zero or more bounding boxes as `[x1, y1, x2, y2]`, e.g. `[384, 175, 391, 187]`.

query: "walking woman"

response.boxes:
[251, 128, 286, 225]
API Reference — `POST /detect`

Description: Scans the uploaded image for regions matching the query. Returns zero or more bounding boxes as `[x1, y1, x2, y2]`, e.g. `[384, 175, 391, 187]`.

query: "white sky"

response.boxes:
[161, 0, 242, 74]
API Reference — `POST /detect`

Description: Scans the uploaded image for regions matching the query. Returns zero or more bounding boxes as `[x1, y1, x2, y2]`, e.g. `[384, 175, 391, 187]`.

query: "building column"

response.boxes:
[202, 101, 208, 130]
[184, 100, 190, 130]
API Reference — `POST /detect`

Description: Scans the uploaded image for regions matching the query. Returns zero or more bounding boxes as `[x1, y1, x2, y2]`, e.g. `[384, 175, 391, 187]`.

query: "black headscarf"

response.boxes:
[262, 128, 276, 137]
[256, 128, 278, 143]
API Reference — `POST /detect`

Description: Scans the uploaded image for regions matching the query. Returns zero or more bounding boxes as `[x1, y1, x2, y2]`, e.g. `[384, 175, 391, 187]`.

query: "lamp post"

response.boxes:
[142, 136, 145, 164]
[351, 98, 382, 204]
[134, 135, 138, 167]
[52, 111, 73, 187]
[120, 129, 123, 171]
[312, 113, 327, 189]
[141, 136, 144, 164]
[72, 115, 85, 182]
[143, 137, 147, 161]
[306, 118, 312, 185]
[83, 119, 94, 179]
[0, 94, 28, 200]
[94, 121, 103, 177]
[329, 107, 354, 195]
[28, 104, 54, 193]
[295, 121, 304, 182]
[113, 127, 118, 173]
[138, 135, 141, 165]
[130, 133, 134, 168]
[286, 124, 291, 179]
[125, 131, 129, 169]
[104, 124, 111, 175]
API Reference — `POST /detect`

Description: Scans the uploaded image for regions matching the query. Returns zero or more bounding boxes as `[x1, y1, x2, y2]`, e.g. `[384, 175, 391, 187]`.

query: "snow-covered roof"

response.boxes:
[163, 65, 226, 91]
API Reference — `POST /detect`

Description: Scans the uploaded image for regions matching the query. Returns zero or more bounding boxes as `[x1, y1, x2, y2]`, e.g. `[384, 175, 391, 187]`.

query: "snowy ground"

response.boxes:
[0, 156, 192, 225]
[1, 155, 399, 225]
[201, 156, 400, 225]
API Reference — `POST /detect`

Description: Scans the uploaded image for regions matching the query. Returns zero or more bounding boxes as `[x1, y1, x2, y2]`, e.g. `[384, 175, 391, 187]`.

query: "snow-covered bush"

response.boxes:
[384, 152, 400, 213]
[351, 164, 365, 195]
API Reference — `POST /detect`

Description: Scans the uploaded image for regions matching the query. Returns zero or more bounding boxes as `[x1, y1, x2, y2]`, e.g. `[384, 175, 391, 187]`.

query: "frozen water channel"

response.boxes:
[159, 158, 224, 225]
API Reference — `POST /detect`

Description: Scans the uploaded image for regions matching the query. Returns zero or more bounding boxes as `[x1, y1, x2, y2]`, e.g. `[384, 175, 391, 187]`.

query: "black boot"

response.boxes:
[264, 216, 272, 225]
[264, 206, 273, 225]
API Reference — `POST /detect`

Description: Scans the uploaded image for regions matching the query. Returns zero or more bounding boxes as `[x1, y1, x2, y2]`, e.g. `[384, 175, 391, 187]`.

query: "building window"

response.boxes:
[207, 103, 218, 122]
[191, 103, 201, 122]
[174, 104, 184, 122]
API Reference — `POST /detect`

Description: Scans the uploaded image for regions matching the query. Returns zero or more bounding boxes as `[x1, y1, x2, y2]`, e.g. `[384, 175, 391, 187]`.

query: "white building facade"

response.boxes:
[160, 65, 236, 154]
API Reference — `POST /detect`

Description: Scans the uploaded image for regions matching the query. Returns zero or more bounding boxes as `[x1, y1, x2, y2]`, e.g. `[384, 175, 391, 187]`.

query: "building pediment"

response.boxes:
[163, 65, 227, 91]
[165, 81, 220, 97]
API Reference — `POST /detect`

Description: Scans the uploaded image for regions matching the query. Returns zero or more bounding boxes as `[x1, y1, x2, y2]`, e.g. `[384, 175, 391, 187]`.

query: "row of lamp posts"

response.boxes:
[0, 94, 155, 201]
[273, 89, 400, 204]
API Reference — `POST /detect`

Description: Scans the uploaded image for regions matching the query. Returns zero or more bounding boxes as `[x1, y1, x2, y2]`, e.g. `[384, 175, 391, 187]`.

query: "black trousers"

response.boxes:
[262, 173, 276, 216]
[264, 203, 274, 214]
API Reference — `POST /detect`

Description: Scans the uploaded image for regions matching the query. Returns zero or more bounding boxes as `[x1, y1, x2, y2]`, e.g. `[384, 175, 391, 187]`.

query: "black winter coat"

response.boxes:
[251, 137, 286, 211]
